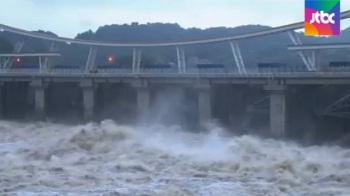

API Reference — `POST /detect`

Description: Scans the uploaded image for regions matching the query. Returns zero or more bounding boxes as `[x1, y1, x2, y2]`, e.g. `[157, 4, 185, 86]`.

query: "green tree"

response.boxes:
[1, 23, 350, 66]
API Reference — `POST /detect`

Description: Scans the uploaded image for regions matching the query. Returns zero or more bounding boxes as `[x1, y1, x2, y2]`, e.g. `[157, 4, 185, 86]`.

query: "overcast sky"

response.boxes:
[1, 0, 350, 38]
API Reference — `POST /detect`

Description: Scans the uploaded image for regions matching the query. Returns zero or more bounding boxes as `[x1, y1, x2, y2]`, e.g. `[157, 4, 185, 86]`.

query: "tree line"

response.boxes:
[0, 22, 350, 67]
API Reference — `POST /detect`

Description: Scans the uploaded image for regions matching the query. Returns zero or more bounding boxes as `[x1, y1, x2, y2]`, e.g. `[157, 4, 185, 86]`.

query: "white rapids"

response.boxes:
[0, 120, 350, 196]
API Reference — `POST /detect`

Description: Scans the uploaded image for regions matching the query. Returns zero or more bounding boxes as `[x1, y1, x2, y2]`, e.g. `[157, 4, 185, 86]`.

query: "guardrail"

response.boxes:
[1, 66, 350, 77]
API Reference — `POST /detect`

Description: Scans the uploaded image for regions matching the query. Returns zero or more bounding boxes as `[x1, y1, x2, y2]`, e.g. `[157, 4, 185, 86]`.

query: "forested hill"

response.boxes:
[0, 23, 350, 67]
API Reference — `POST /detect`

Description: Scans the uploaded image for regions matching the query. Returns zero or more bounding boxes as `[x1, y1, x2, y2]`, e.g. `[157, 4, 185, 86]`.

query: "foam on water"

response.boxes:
[0, 120, 350, 196]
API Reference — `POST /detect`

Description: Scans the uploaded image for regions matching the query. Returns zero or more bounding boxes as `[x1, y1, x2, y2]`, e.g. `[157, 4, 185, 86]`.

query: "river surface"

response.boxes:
[0, 120, 350, 196]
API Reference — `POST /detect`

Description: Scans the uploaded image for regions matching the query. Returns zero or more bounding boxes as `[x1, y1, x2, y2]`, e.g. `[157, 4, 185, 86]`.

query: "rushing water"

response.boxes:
[0, 120, 350, 196]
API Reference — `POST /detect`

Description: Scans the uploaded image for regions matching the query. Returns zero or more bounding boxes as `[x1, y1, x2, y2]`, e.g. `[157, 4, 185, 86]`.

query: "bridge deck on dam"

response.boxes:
[1, 67, 350, 84]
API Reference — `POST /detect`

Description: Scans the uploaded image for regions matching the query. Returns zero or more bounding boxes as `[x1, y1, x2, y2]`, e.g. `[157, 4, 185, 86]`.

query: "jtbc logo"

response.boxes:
[310, 11, 335, 24]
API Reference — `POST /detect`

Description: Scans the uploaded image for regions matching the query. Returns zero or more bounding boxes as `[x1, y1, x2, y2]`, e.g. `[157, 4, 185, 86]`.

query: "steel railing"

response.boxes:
[1, 66, 350, 77]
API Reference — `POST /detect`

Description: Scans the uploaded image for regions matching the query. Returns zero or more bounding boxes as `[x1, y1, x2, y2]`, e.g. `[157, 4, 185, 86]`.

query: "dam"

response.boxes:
[1, 69, 350, 144]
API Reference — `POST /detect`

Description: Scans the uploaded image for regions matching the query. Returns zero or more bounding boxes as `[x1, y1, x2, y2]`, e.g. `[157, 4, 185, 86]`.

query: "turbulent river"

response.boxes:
[0, 120, 350, 196]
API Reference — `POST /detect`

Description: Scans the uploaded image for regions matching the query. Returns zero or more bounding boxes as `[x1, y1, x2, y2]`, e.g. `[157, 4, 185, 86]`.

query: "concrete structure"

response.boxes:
[0, 72, 349, 144]
[287, 43, 350, 51]
[30, 79, 47, 120]
[80, 79, 95, 121]
[1, 12, 350, 142]
[132, 80, 151, 120]
[0, 82, 3, 118]
[263, 83, 286, 137]
[1, 54, 350, 139]
[195, 82, 212, 126]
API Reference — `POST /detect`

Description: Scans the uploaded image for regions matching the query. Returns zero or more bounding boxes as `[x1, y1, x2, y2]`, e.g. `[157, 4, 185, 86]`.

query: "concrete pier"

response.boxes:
[263, 84, 286, 137]
[30, 79, 46, 120]
[0, 73, 348, 144]
[195, 82, 212, 126]
[133, 81, 150, 121]
[0, 82, 3, 118]
[80, 79, 95, 121]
